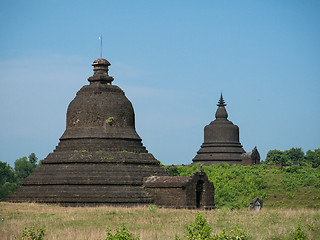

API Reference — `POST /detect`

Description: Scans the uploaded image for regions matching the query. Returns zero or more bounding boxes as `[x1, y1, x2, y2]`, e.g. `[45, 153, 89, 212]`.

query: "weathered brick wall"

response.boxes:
[185, 171, 215, 209]
[145, 187, 187, 208]
[144, 171, 215, 209]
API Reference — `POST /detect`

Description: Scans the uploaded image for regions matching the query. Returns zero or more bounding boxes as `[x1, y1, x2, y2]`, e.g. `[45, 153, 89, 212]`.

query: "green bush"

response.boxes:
[165, 165, 181, 176]
[212, 225, 248, 240]
[15, 224, 46, 240]
[290, 224, 307, 240]
[185, 213, 212, 240]
[176, 213, 248, 240]
[104, 225, 140, 240]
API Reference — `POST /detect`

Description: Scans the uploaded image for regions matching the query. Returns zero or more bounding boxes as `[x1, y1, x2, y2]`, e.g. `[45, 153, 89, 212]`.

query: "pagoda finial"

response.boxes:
[217, 92, 226, 107]
[88, 58, 114, 84]
[215, 93, 228, 119]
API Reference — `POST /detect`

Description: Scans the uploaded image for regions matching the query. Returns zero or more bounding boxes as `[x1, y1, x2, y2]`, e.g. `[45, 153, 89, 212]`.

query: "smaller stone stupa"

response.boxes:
[193, 94, 260, 165]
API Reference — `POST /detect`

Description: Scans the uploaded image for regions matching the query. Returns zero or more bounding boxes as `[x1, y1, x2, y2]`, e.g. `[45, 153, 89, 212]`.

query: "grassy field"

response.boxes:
[1, 202, 320, 240]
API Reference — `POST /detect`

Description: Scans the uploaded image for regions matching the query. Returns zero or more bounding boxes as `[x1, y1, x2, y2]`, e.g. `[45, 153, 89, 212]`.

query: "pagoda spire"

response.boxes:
[215, 93, 228, 119]
[217, 92, 226, 107]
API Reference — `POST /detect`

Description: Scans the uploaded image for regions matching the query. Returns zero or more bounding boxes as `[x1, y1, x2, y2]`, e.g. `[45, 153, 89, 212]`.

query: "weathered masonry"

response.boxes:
[8, 58, 215, 209]
[144, 167, 215, 209]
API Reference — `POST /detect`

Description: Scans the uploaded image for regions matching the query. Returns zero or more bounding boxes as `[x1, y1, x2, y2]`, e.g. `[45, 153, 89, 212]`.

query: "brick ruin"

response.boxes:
[7, 58, 215, 209]
[144, 167, 215, 209]
[193, 94, 260, 165]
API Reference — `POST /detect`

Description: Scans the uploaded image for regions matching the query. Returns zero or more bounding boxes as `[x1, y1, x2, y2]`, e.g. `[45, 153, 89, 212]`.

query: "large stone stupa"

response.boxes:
[8, 58, 168, 206]
[192, 94, 260, 165]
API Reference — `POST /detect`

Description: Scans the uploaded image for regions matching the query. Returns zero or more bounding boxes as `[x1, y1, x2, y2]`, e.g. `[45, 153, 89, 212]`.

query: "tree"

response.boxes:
[0, 161, 18, 200]
[28, 153, 38, 168]
[14, 154, 38, 183]
[1, 153, 39, 200]
[284, 148, 304, 165]
[1, 182, 18, 201]
[0, 161, 16, 185]
[305, 148, 320, 167]
[265, 150, 290, 164]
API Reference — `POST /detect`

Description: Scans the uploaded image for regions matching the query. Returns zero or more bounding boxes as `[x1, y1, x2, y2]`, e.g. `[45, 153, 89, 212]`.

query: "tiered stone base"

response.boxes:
[193, 142, 245, 165]
[7, 150, 167, 206]
[54, 138, 148, 153]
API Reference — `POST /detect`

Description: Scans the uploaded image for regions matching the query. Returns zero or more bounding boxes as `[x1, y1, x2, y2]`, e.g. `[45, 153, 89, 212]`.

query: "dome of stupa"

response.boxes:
[60, 58, 141, 142]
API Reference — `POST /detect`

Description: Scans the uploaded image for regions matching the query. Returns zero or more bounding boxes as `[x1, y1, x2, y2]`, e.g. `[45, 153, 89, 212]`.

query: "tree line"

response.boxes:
[0, 153, 39, 200]
[263, 148, 320, 167]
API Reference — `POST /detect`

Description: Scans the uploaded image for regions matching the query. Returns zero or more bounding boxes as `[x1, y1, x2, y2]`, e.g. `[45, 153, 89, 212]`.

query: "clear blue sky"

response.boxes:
[0, 0, 319, 167]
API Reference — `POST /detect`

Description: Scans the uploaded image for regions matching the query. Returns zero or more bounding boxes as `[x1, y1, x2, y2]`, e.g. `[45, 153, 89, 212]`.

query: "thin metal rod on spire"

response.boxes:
[100, 34, 102, 59]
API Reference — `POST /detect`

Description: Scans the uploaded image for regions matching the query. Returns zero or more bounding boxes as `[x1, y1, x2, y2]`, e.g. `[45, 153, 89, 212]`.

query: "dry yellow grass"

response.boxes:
[0, 202, 319, 240]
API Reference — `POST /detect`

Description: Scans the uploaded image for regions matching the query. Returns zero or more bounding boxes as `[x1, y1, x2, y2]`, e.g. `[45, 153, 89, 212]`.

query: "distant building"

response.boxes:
[193, 94, 260, 165]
